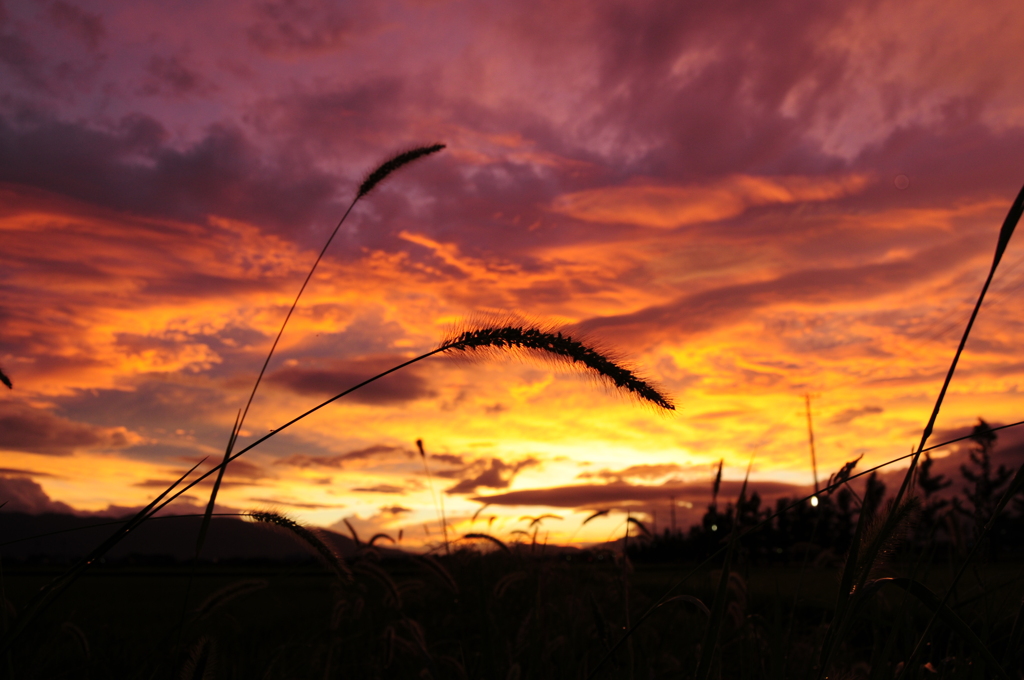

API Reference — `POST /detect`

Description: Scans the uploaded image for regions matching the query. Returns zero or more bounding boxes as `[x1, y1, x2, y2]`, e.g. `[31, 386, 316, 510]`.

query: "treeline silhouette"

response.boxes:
[628, 419, 1024, 564]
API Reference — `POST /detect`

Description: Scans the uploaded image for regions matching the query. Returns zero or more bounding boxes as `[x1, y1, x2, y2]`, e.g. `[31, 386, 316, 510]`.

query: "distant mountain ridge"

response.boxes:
[0, 511, 405, 564]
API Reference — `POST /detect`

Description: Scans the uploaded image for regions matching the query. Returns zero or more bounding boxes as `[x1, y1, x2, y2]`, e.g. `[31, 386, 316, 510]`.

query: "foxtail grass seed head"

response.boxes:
[463, 532, 511, 553]
[439, 324, 674, 410]
[247, 510, 351, 580]
[358, 144, 446, 198]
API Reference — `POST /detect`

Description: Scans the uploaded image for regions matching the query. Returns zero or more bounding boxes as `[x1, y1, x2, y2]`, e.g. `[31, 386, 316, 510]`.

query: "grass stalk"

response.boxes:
[889, 181, 1024, 513]
[695, 457, 752, 680]
[417, 438, 449, 555]
[196, 144, 446, 562]
[0, 458, 206, 654]
[894, 459, 1024, 679]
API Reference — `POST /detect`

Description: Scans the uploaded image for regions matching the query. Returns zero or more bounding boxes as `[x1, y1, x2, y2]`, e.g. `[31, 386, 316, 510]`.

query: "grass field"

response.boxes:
[3, 548, 1023, 679]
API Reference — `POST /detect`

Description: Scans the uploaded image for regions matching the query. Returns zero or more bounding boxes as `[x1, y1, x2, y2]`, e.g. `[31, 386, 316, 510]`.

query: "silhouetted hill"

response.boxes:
[0, 511, 405, 565]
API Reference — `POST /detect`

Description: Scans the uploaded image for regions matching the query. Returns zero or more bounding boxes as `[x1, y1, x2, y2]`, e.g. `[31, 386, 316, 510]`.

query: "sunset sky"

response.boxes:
[3, 0, 1024, 547]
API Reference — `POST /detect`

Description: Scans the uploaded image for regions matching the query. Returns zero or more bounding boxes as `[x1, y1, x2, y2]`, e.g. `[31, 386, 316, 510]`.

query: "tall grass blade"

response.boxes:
[0, 367, 10, 389]
[179, 636, 214, 680]
[816, 493, 869, 677]
[861, 578, 1010, 680]
[200, 144, 446, 563]
[656, 594, 710, 619]
[196, 410, 240, 558]
[368, 533, 395, 546]
[463, 533, 511, 553]
[471, 503, 490, 523]
[695, 457, 752, 680]
[818, 495, 919, 678]
[1005, 595, 1024, 668]
[342, 518, 361, 546]
[897, 459, 1024, 679]
[416, 554, 459, 594]
[891, 181, 1024, 511]
[352, 561, 402, 609]
[805, 394, 819, 493]
[0, 458, 206, 653]
[712, 459, 723, 505]
[417, 438, 449, 554]
[625, 517, 650, 538]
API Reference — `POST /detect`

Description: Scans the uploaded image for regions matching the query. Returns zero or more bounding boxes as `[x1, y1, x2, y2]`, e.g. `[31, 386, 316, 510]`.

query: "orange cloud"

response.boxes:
[550, 174, 872, 228]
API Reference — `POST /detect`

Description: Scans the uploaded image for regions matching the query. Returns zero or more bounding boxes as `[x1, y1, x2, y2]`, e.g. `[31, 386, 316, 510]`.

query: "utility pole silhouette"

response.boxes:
[805, 394, 820, 496]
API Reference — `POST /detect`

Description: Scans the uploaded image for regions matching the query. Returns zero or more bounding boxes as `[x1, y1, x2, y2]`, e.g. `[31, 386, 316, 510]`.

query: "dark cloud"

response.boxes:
[829, 406, 884, 426]
[0, 31, 43, 88]
[247, 497, 346, 509]
[277, 444, 410, 468]
[380, 505, 411, 515]
[0, 467, 57, 477]
[220, 459, 273, 480]
[474, 479, 803, 508]
[850, 111, 1024, 207]
[427, 453, 464, 466]
[0, 476, 74, 514]
[0, 113, 339, 238]
[577, 234, 984, 343]
[46, 382, 239, 458]
[351, 484, 406, 494]
[445, 457, 540, 495]
[133, 478, 253, 489]
[0, 401, 131, 455]
[247, 0, 369, 55]
[172, 458, 273, 482]
[267, 356, 435, 405]
[48, 1, 104, 50]
[140, 55, 211, 97]
[578, 463, 683, 482]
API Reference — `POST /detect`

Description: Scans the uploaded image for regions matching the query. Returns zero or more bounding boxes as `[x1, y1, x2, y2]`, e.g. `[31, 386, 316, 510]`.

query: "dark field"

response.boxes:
[3, 547, 1023, 679]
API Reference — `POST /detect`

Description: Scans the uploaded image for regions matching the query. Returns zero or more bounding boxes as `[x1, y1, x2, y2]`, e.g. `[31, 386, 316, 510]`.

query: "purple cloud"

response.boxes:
[0, 401, 131, 455]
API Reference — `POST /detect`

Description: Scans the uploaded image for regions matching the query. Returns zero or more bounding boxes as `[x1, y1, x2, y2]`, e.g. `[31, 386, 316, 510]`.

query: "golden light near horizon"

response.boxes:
[2, 0, 1024, 550]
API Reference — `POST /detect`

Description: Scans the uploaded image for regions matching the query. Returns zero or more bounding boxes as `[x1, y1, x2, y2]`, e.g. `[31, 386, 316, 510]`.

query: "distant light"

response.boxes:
[811, 496, 819, 507]
[711, 524, 718, 531]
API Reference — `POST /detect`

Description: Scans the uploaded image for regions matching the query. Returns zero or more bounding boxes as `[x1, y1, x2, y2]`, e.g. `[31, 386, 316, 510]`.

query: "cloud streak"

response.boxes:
[551, 174, 871, 229]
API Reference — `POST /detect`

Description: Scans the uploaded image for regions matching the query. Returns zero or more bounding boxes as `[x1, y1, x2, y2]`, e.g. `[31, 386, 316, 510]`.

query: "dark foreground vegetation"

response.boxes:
[2, 420, 1024, 679]
[0, 550, 1017, 680]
